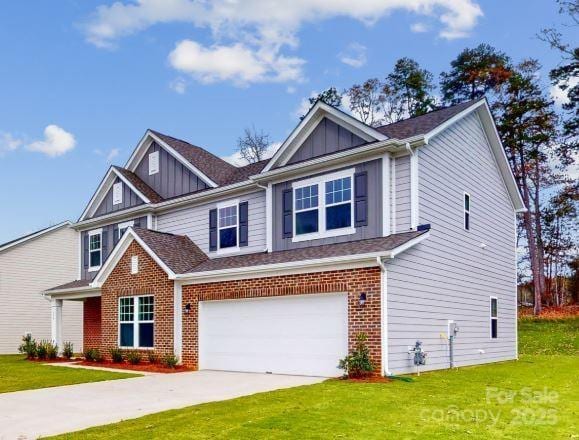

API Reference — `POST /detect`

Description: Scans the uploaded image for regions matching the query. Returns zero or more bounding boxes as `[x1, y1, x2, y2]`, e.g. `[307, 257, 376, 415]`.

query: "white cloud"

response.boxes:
[94, 147, 120, 162]
[339, 43, 367, 68]
[550, 76, 578, 107]
[106, 148, 120, 162]
[286, 86, 297, 94]
[26, 125, 76, 157]
[410, 22, 429, 33]
[84, 0, 483, 85]
[221, 142, 280, 166]
[169, 77, 187, 94]
[0, 132, 23, 155]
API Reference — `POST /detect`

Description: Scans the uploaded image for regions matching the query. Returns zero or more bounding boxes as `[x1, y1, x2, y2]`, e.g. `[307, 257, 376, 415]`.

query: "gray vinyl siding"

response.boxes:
[272, 159, 382, 251]
[386, 112, 517, 374]
[393, 155, 412, 232]
[93, 176, 144, 218]
[286, 117, 365, 165]
[156, 191, 266, 255]
[0, 226, 82, 353]
[135, 142, 209, 199]
[81, 216, 148, 280]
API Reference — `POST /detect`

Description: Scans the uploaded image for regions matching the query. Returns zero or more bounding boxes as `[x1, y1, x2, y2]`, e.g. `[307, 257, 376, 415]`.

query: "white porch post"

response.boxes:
[50, 298, 63, 352]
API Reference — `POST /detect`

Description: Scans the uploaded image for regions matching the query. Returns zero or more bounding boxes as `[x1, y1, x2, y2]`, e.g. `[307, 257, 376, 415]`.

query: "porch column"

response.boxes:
[51, 298, 63, 352]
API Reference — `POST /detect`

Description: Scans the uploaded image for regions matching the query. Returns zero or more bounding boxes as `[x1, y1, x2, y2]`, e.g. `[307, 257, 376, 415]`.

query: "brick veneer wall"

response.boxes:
[83, 297, 102, 350]
[100, 240, 175, 360]
[181, 267, 382, 373]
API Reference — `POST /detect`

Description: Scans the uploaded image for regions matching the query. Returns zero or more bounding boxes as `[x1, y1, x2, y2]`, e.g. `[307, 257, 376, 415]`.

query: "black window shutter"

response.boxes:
[83, 233, 89, 269]
[113, 224, 119, 246]
[239, 201, 249, 247]
[282, 189, 293, 239]
[101, 229, 108, 263]
[209, 209, 218, 251]
[354, 171, 368, 227]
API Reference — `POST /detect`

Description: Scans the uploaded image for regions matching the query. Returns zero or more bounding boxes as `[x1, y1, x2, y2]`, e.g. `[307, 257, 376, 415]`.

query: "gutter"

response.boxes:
[377, 256, 393, 377]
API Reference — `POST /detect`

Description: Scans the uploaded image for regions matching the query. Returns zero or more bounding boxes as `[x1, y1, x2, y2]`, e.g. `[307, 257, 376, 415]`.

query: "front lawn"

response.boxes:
[49, 318, 578, 439]
[0, 355, 138, 394]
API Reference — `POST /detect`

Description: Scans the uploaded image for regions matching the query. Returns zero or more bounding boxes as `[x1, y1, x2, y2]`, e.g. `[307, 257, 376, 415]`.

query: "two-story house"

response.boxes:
[43, 98, 525, 376]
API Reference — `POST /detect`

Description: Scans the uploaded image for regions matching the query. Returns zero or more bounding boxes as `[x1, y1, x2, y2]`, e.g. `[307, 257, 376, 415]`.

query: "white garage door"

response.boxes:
[199, 293, 348, 377]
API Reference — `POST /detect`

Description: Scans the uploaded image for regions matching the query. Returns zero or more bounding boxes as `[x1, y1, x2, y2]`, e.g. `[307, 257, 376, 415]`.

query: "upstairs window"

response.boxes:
[112, 182, 123, 205]
[464, 193, 471, 230]
[292, 169, 355, 241]
[490, 297, 498, 339]
[149, 151, 159, 175]
[117, 220, 134, 240]
[88, 229, 102, 271]
[218, 204, 238, 249]
[119, 296, 154, 348]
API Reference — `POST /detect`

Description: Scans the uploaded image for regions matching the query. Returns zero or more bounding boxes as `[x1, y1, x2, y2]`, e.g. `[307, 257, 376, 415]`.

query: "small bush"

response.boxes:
[46, 342, 58, 360]
[36, 340, 49, 360]
[147, 352, 159, 364]
[18, 334, 37, 359]
[163, 354, 179, 369]
[338, 333, 375, 378]
[126, 351, 142, 365]
[109, 348, 124, 363]
[62, 342, 74, 359]
[84, 348, 103, 362]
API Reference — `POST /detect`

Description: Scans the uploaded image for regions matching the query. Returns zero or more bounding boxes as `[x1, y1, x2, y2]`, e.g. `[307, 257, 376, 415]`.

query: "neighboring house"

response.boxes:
[0, 222, 82, 354]
[43, 98, 525, 376]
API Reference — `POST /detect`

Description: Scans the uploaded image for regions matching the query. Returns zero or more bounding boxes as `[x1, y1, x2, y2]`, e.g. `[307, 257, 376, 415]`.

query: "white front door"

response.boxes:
[199, 293, 348, 377]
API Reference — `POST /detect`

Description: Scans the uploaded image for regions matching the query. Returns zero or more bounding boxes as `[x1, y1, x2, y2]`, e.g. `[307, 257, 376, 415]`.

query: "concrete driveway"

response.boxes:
[0, 370, 324, 439]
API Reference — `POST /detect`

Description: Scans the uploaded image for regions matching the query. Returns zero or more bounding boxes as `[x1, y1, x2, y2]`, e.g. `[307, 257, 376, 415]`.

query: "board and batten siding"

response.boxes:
[135, 142, 209, 199]
[0, 226, 82, 353]
[393, 155, 412, 232]
[272, 159, 383, 251]
[386, 112, 517, 374]
[92, 176, 144, 218]
[157, 191, 266, 255]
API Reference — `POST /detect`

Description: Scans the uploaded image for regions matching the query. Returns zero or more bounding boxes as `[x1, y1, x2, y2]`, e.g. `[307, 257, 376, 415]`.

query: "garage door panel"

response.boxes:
[199, 293, 348, 377]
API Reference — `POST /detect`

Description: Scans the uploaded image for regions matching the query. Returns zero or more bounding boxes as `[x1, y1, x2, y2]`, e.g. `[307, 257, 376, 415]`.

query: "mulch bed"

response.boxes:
[334, 376, 391, 383]
[77, 360, 193, 373]
[28, 357, 77, 363]
[519, 305, 579, 319]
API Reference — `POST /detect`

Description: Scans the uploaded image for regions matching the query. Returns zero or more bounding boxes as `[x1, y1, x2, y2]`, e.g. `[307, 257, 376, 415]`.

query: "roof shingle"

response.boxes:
[113, 166, 164, 203]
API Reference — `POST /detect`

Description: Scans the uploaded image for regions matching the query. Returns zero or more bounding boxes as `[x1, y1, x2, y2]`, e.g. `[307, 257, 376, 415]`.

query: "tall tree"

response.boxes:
[440, 44, 512, 104]
[494, 59, 560, 315]
[379, 57, 436, 123]
[236, 126, 270, 164]
[309, 87, 343, 108]
[345, 78, 382, 126]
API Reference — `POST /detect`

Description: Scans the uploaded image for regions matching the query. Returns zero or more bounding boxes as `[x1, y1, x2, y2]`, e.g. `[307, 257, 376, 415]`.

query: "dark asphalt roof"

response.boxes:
[45, 279, 92, 292]
[113, 166, 164, 203]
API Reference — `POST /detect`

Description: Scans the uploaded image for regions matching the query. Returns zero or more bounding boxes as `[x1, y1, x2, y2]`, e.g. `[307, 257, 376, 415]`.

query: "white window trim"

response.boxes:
[291, 168, 356, 243]
[112, 182, 123, 206]
[118, 295, 154, 350]
[216, 199, 240, 254]
[88, 228, 103, 272]
[464, 192, 471, 231]
[117, 220, 134, 240]
[490, 296, 498, 339]
[149, 151, 160, 175]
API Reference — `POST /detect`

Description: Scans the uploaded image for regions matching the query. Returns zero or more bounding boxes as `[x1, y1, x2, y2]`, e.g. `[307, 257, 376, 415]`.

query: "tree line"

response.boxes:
[238, 1, 577, 314]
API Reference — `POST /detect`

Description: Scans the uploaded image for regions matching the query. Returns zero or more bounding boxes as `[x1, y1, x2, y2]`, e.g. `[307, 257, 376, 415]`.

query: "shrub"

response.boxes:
[338, 333, 375, 378]
[84, 348, 103, 362]
[36, 340, 49, 360]
[46, 342, 58, 360]
[147, 352, 159, 364]
[126, 351, 142, 365]
[18, 334, 37, 359]
[62, 342, 74, 359]
[163, 354, 179, 369]
[109, 348, 124, 363]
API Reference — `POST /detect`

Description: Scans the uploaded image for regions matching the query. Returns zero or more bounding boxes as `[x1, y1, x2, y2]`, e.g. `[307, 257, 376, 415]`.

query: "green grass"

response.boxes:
[49, 318, 579, 439]
[518, 316, 578, 356]
[0, 355, 138, 394]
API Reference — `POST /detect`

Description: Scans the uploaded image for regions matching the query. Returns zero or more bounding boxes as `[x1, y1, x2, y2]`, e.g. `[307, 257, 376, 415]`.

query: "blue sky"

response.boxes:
[0, 0, 568, 243]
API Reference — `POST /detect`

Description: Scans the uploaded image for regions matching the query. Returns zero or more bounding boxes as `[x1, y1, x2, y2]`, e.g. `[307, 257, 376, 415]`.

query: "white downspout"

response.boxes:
[256, 183, 273, 253]
[377, 256, 393, 376]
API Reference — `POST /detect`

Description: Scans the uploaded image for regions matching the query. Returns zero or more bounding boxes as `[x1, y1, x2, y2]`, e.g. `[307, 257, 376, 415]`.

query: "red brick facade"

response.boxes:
[89, 240, 383, 373]
[83, 297, 102, 350]
[181, 267, 382, 372]
[99, 240, 175, 360]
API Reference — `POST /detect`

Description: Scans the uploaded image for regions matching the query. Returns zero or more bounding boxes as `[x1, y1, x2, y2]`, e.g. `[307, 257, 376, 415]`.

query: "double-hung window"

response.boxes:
[292, 169, 355, 242]
[490, 297, 498, 339]
[117, 220, 134, 240]
[464, 193, 471, 230]
[88, 229, 102, 271]
[119, 296, 154, 349]
[218, 203, 238, 249]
